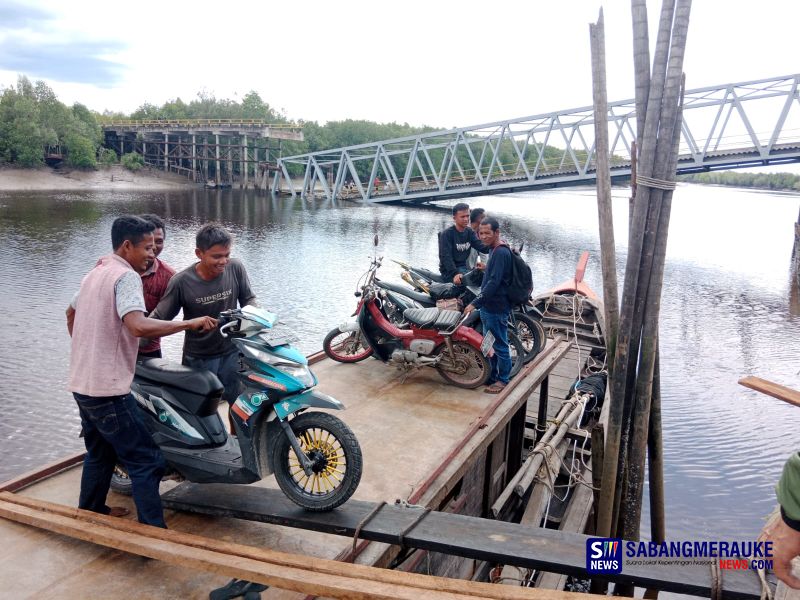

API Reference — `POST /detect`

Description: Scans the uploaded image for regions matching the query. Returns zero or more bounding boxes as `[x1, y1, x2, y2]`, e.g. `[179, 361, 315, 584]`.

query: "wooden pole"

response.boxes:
[596, 0, 677, 540]
[590, 9, 620, 368]
[648, 346, 666, 543]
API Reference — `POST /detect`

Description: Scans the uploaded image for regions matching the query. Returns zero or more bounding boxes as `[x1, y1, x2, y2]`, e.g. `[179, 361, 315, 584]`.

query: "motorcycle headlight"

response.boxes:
[279, 363, 316, 387]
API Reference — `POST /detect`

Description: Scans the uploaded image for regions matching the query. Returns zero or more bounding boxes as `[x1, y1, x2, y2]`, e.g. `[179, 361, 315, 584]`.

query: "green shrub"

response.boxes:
[65, 133, 97, 168]
[98, 147, 117, 166]
[121, 152, 145, 171]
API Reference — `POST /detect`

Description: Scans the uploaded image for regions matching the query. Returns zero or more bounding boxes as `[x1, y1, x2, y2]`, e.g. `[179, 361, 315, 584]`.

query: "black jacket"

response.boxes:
[438, 226, 489, 282]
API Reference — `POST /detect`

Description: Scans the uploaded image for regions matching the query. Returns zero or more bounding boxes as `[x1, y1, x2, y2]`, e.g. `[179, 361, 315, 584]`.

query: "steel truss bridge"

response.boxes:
[273, 74, 800, 203]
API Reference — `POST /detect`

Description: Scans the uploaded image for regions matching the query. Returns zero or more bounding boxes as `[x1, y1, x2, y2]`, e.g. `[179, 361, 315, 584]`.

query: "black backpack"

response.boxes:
[501, 243, 533, 305]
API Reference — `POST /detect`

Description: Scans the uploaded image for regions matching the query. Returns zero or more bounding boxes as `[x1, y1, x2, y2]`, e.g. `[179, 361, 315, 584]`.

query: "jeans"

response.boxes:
[73, 392, 166, 527]
[480, 307, 512, 385]
[183, 350, 242, 404]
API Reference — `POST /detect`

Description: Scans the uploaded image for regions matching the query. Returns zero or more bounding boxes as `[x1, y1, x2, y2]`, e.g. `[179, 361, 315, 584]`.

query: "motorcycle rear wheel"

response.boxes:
[512, 312, 546, 364]
[323, 328, 373, 363]
[271, 412, 363, 511]
[435, 340, 491, 389]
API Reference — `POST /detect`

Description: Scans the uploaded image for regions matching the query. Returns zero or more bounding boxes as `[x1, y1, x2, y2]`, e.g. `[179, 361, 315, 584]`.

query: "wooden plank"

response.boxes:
[538, 466, 595, 590]
[0, 451, 84, 493]
[0, 492, 587, 600]
[738, 376, 800, 408]
[160, 482, 763, 598]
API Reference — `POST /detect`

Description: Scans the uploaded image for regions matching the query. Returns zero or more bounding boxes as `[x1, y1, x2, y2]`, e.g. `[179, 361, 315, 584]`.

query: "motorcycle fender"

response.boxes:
[453, 325, 486, 350]
[338, 319, 360, 333]
[274, 390, 345, 420]
[523, 305, 545, 319]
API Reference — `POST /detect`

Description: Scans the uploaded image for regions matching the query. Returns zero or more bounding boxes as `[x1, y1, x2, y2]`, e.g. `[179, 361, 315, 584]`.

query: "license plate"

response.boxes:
[480, 331, 495, 356]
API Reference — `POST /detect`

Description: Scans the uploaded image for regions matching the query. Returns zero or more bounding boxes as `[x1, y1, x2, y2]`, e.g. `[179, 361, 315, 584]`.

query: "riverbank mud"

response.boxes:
[0, 165, 193, 191]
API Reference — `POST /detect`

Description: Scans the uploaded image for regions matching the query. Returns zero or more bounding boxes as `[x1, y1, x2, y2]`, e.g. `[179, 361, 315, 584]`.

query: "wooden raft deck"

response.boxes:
[0, 341, 570, 599]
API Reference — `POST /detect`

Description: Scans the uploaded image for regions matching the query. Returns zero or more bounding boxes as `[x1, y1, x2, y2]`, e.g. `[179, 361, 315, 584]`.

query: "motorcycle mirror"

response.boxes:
[354, 291, 362, 297]
[373, 234, 379, 247]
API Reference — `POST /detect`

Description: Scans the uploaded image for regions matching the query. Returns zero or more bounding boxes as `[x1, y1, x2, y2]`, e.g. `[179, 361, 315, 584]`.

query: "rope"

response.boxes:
[397, 507, 432, 548]
[756, 566, 773, 600]
[636, 175, 677, 190]
[351, 501, 386, 559]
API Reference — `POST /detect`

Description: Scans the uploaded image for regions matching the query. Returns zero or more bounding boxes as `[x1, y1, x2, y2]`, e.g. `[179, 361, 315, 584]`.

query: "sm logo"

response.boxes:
[586, 538, 623, 574]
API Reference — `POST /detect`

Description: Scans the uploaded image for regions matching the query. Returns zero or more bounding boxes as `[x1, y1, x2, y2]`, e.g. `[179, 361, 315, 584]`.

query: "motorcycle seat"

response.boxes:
[136, 358, 224, 397]
[434, 309, 462, 330]
[403, 307, 440, 327]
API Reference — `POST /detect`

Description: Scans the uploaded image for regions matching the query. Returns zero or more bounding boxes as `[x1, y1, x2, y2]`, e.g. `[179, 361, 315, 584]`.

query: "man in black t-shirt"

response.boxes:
[152, 223, 257, 404]
[438, 202, 490, 284]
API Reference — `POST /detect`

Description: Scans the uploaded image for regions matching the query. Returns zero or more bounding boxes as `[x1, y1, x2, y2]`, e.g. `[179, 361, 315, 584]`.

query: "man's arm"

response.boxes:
[438, 229, 458, 283]
[234, 260, 258, 307]
[150, 275, 182, 321]
[467, 248, 509, 311]
[123, 311, 216, 338]
[66, 306, 75, 336]
[770, 453, 800, 588]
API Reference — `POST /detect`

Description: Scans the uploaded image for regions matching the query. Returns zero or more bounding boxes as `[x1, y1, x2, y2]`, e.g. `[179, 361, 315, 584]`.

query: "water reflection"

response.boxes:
[0, 185, 798, 543]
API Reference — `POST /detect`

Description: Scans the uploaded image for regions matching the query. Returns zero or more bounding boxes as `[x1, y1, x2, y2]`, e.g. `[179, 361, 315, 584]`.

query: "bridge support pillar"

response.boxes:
[215, 134, 221, 184]
[142, 141, 146, 164]
[164, 134, 169, 171]
[192, 135, 196, 182]
[242, 135, 248, 188]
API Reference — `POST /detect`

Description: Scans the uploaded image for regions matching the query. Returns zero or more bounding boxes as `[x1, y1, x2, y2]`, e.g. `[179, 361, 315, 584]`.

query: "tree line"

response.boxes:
[679, 171, 800, 192]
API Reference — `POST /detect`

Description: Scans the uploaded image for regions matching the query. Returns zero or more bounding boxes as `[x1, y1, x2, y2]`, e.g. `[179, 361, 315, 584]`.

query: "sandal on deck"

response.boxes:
[108, 506, 131, 518]
[484, 382, 507, 394]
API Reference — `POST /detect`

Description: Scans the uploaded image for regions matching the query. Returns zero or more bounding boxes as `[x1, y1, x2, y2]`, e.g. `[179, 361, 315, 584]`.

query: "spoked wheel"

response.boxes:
[323, 328, 373, 363]
[272, 412, 362, 511]
[435, 340, 491, 389]
[512, 312, 546, 363]
[110, 464, 132, 496]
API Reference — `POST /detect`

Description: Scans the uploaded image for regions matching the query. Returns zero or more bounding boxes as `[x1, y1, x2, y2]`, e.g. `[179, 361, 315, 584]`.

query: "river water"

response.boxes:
[0, 184, 798, 543]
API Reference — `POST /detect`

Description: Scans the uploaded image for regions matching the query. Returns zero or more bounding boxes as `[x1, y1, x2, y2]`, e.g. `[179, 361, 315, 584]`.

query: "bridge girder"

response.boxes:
[274, 74, 800, 203]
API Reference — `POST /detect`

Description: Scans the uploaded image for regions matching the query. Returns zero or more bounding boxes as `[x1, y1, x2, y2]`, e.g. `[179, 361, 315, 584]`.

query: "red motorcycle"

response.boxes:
[348, 254, 493, 388]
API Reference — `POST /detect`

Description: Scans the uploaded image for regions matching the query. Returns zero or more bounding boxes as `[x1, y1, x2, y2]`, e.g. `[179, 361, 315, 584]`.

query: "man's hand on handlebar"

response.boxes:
[463, 304, 476, 314]
[186, 316, 218, 332]
[453, 273, 463, 285]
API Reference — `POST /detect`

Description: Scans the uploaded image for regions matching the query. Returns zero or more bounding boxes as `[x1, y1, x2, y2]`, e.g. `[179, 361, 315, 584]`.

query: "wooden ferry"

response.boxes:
[0, 254, 764, 599]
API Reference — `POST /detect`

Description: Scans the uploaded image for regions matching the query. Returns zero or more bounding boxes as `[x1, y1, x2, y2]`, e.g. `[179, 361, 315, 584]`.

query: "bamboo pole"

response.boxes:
[596, 0, 677, 540]
[590, 10, 620, 368]
[619, 68, 689, 542]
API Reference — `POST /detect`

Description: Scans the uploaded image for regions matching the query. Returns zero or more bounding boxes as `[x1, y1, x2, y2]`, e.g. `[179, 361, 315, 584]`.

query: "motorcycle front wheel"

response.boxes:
[271, 412, 363, 511]
[323, 328, 373, 363]
[435, 340, 491, 389]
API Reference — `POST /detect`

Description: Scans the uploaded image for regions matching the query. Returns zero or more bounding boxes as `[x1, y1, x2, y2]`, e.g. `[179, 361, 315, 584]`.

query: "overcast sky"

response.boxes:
[0, 0, 797, 129]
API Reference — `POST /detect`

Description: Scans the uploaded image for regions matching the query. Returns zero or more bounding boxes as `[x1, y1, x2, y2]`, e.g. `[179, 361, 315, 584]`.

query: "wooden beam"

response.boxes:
[738, 376, 800, 408]
[0, 492, 594, 600]
[159, 483, 764, 598]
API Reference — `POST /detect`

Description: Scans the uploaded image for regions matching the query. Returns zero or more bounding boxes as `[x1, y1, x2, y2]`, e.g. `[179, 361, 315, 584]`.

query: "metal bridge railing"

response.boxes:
[102, 119, 299, 129]
[273, 73, 800, 203]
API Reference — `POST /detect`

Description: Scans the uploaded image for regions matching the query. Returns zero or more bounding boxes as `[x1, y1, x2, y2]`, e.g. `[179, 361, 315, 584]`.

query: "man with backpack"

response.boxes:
[464, 216, 515, 394]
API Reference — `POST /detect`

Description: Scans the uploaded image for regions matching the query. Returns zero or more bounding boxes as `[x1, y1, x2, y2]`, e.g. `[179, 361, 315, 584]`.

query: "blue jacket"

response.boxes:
[472, 244, 512, 314]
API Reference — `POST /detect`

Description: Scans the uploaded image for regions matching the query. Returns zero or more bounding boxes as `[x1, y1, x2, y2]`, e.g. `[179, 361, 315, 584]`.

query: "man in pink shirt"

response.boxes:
[66, 215, 216, 527]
